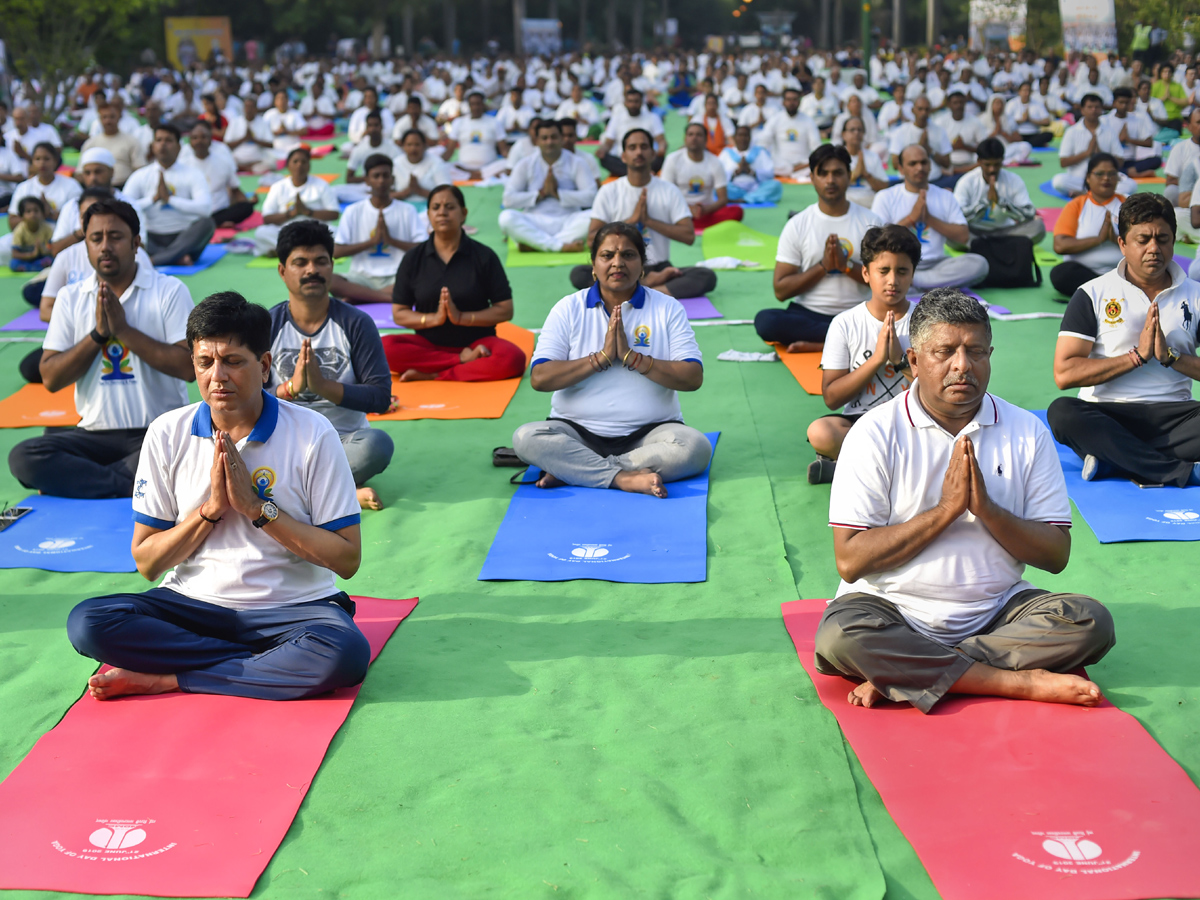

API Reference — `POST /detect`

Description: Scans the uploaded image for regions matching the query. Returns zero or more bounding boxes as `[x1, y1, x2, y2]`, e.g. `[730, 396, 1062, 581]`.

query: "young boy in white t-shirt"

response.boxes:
[806, 224, 921, 484]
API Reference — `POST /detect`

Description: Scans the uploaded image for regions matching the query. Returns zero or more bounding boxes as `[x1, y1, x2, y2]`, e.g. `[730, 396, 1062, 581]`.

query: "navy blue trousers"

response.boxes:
[754, 302, 836, 345]
[67, 588, 371, 700]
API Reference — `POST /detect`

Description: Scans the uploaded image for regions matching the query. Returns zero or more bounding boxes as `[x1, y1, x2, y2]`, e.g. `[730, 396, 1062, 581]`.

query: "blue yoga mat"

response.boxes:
[479, 432, 719, 583]
[733, 202, 777, 209]
[1033, 411, 1200, 543]
[0, 495, 137, 571]
[1032, 145, 1056, 153]
[157, 244, 228, 276]
[1039, 180, 1072, 201]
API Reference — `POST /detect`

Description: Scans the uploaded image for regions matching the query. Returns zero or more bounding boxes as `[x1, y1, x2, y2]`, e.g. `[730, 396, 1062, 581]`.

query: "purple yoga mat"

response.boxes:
[355, 302, 400, 330]
[679, 296, 722, 319]
[1175, 253, 1195, 273]
[0, 308, 48, 332]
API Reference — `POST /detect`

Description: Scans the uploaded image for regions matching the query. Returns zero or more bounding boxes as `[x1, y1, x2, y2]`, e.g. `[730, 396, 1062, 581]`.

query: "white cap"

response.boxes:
[79, 147, 115, 169]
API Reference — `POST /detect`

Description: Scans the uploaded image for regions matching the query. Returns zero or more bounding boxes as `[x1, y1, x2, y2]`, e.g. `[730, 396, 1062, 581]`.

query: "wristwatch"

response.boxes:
[252, 500, 280, 528]
[1165, 347, 1182, 368]
[893, 356, 911, 372]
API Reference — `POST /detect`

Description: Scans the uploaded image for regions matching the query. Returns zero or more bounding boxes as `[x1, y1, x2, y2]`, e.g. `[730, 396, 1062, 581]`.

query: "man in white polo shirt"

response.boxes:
[333, 153, 426, 291]
[756, 144, 883, 353]
[567, 129, 717, 300]
[122, 123, 215, 266]
[873, 145, 990, 289]
[67, 291, 369, 701]
[499, 119, 597, 254]
[8, 198, 194, 498]
[1048, 192, 1200, 488]
[816, 289, 1115, 714]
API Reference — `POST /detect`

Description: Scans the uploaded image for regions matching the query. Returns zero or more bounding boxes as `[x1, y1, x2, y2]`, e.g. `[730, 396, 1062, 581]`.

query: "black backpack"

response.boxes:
[969, 235, 1042, 288]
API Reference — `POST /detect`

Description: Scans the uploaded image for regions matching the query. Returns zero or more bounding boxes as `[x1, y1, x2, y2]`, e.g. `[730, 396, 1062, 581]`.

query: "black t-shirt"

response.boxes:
[392, 233, 512, 347]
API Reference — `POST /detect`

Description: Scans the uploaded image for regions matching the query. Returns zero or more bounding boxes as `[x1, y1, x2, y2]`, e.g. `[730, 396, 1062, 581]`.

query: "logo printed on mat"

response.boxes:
[51, 819, 177, 862]
[547, 543, 632, 564]
[1011, 831, 1140, 875]
[1146, 508, 1200, 524]
[14, 537, 91, 554]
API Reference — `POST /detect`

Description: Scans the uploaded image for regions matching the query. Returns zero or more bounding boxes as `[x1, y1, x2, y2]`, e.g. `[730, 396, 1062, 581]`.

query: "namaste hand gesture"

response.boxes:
[372, 209, 390, 245]
[940, 434, 991, 520]
[443, 287, 468, 325]
[538, 165, 559, 202]
[872, 311, 904, 368]
[202, 433, 265, 521]
[822, 233, 847, 273]
[986, 173, 999, 206]
[153, 172, 171, 205]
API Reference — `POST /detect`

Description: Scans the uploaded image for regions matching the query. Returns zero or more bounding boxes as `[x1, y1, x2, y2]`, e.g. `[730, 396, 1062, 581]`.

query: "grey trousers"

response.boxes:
[911, 254, 991, 290]
[511, 420, 712, 489]
[814, 589, 1115, 713]
[968, 216, 1047, 244]
[146, 218, 217, 267]
[340, 427, 394, 486]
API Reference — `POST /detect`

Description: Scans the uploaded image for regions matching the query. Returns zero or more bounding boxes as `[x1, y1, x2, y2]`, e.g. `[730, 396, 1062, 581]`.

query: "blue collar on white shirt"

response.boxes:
[191, 390, 279, 443]
[585, 281, 647, 309]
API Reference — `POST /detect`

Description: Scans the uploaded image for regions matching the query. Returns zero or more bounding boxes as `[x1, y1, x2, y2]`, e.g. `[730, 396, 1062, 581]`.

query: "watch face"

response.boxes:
[263, 501, 279, 519]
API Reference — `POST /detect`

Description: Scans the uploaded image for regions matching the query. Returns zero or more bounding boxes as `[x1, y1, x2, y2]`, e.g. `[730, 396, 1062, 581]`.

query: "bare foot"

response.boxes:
[848, 681, 887, 708]
[178, 255, 194, 266]
[398, 368, 438, 381]
[357, 486, 383, 510]
[559, 240, 585, 253]
[459, 344, 492, 364]
[1014, 669, 1104, 707]
[536, 472, 566, 489]
[612, 468, 668, 498]
[784, 340, 825, 354]
[218, 220, 236, 229]
[88, 668, 178, 701]
[518, 242, 538, 253]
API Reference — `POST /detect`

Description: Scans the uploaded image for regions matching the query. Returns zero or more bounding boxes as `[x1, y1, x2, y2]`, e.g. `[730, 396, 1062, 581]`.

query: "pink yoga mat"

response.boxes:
[782, 599, 1200, 900]
[212, 211, 264, 243]
[1038, 207, 1062, 231]
[0, 595, 417, 898]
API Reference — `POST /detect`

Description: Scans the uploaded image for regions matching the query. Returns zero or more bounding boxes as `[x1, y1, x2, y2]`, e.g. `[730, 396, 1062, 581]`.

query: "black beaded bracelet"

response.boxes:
[199, 512, 222, 525]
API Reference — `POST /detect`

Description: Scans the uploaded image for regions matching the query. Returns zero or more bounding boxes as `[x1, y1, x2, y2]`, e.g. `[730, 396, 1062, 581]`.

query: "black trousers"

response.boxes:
[568, 260, 718, 299]
[212, 200, 256, 226]
[1024, 131, 1054, 147]
[754, 302, 836, 345]
[9, 427, 147, 498]
[1050, 261, 1103, 298]
[1047, 397, 1200, 487]
[21, 280, 42, 306]
[19, 348, 42, 383]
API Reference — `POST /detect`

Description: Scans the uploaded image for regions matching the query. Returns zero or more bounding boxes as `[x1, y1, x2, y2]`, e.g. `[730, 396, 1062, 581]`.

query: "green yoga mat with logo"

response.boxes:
[700, 221, 779, 269]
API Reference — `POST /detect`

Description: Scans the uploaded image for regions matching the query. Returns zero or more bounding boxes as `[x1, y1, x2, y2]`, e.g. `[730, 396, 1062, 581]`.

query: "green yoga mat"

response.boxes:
[700, 221, 779, 269]
[505, 239, 589, 268]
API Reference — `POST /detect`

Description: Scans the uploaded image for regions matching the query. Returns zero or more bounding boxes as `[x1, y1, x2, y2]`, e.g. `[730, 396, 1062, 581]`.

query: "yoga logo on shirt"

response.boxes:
[100, 339, 134, 381]
[687, 176, 706, 196]
[51, 818, 177, 862]
[252, 467, 276, 500]
[1103, 299, 1123, 325]
[632, 325, 651, 348]
[1011, 830, 1140, 876]
[786, 129, 798, 142]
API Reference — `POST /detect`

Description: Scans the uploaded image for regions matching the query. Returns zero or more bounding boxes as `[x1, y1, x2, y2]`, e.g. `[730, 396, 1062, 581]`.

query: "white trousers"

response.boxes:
[498, 208, 591, 252]
[911, 254, 990, 290]
[1003, 141, 1032, 165]
[253, 224, 284, 256]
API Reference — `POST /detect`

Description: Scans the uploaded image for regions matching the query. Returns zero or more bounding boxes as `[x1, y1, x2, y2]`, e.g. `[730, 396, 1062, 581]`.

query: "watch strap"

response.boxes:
[89, 329, 107, 345]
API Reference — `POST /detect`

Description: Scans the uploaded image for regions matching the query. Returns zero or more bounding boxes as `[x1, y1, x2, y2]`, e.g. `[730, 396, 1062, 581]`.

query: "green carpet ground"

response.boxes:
[0, 120, 1197, 900]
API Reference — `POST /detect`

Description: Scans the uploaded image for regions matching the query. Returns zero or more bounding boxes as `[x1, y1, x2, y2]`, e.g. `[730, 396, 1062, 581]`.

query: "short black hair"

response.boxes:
[186, 292, 272, 357]
[621, 128, 654, 150]
[276, 219, 334, 262]
[365, 110, 382, 123]
[79, 185, 114, 203]
[976, 137, 1006, 161]
[1085, 152, 1119, 179]
[81, 197, 140, 238]
[191, 118, 213, 133]
[429, 183, 466, 207]
[31, 141, 60, 163]
[685, 121, 708, 137]
[1112, 86, 1134, 101]
[17, 195, 46, 216]
[557, 117, 577, 132]
[1079, 93, 1103, 108]
[624, 87, 644, 99]
[861, 224, 922, 269]
[399, 128, 427, 144]
[154, 122, 182, 143]
[589, 221, 647, 266]
[363, 152, 394, 175]
[809, 143, 851, 174]
[1118, 192, 1175, 240]
[534, 119, 560, 135]
[286, 145, 311, 163]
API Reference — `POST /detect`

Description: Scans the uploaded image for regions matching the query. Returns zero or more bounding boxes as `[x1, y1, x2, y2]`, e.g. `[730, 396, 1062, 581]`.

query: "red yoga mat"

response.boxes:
[0, 595, 417, 898]
[782, 598, 1200, 900]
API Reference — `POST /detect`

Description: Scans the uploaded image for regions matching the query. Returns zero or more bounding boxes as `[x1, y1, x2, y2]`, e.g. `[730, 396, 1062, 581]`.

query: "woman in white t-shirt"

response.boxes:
[806, 224, 919, 484]
[1049, 153, 1126, 298]
[513, 221, 711, 498]
[252, 146, 340, 256]
[7, 143, 82, 230]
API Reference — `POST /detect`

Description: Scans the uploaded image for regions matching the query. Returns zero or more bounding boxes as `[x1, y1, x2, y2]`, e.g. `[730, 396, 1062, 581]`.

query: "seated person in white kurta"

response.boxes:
[253, 146, 339, 256]
[513, 222, 711, 499]
[499, 120, 597, 253]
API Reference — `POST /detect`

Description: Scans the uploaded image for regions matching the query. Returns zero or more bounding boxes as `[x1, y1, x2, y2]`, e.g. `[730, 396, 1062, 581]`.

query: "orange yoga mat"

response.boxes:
[773, 347, 824, 395]
[0, 384, 81, 428]
[369, 323, 536, 421]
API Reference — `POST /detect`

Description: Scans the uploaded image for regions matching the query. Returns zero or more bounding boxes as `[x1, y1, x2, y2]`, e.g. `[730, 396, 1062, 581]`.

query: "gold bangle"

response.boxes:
[286, 380, 296, 399]
[597, 349, 611, 367]
[642, 356, 654, 375]
[622, 348, 634, 365]
[421, 314, 427, 327]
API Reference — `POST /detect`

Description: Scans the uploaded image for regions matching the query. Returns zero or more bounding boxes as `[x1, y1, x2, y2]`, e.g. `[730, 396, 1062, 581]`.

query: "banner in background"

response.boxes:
[520, 19, 562, 56]
[164, 17, 233, 70]
[1059, 0, 1118, 54]
[969, 0, 1027, 51]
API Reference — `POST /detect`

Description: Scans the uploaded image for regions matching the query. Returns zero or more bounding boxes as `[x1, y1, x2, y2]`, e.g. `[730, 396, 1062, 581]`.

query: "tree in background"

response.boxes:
[0, 0, 164, 114]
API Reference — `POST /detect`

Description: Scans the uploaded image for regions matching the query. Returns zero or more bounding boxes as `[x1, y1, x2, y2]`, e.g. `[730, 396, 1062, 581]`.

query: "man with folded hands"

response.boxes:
[814, 289, 1115, 713]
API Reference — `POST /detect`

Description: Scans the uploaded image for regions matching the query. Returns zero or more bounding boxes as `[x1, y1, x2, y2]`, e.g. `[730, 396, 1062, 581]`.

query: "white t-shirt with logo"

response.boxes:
[887, 122, 954, 180]
[659, 148, 728, 204]
[43, 266, 193, 431]
[448, 115, 505, 169]
[132, 393, 361, 610]
[334, 197, 428, 279]
[531, 285, 703, 437]
[775, 202, 883, 316]
[589, 176, 691, 267]
[821, 301, 912, 416]
[260, 174, 339, 220]
[872, 183, 967, 265]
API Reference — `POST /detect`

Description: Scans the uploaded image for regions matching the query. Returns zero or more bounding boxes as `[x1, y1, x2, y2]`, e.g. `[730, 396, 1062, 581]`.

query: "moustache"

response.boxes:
[301, 275, 326, 284]
[943, 373, 979, 388]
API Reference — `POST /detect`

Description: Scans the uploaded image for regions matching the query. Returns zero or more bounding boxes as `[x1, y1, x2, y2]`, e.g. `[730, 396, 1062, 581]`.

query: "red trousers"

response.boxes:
[381, 334, 527, 382]
[692, 205, 744, 230]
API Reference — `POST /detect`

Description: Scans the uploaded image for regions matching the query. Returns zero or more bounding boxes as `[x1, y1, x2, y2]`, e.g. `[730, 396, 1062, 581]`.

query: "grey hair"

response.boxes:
[910, 288, 991, 349]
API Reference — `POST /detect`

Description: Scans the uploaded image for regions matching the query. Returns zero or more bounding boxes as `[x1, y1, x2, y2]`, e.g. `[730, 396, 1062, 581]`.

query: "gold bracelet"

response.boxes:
[597, 349, 611, 367]
[286, 380, 297, 399]
[642, 356, 654, 375]
[622, 348, 634, 365]
[421, 314, 427, 327]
